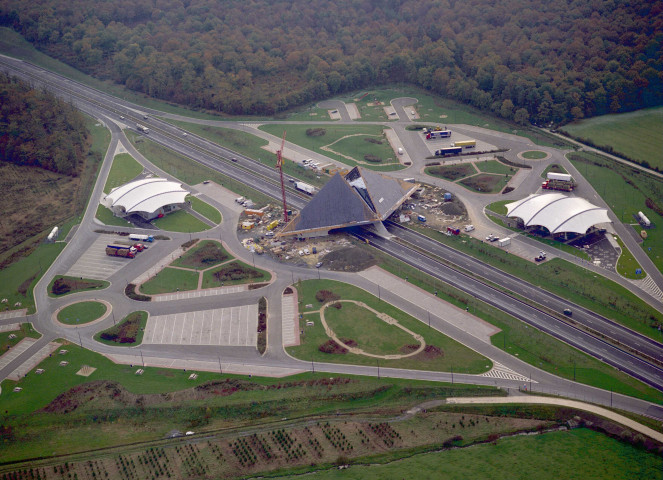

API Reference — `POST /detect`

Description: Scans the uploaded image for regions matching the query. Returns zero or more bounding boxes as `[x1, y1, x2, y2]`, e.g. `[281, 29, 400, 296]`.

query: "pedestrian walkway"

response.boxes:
[481, 361, 532, 382]
[358, 266, 500, 343]
[0, 309, 27, 321]
[630, 275, 663, 302]
[152, 284, 247, 302]
[446, 396, 663, 443]
[132, 246, 187, 285]
[0, 323, 20, 333]
[104, 353, 303, 378]
[3, 338, 61, 381]
[281, 292, 298, 347]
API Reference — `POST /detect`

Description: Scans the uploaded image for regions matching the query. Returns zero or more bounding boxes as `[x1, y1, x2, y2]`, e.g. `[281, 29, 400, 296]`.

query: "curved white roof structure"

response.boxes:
[102, 178, 188, 216]
[505, 193, 611, 234]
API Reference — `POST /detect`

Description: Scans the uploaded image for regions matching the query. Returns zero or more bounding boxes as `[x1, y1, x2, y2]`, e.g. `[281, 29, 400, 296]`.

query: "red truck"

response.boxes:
[106, 244, 136, 258]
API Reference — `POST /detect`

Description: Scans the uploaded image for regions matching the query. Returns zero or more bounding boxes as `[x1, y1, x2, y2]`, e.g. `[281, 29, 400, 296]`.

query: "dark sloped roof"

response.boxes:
[352, 167, 417, 219]
[281, 173, 376, 234]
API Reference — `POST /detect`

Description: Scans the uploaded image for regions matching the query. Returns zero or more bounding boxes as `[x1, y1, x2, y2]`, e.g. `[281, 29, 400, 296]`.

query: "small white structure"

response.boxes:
[505, 193, 611, 235]
[101, 178, 189, 220]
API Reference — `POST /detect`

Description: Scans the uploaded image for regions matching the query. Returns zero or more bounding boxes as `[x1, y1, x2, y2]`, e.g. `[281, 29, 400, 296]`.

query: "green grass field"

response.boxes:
[324, 302, 423, 355]
[541, 163, 568, 178]
[126, 132, 275, 206]
[95, 204, 133, 227]
[568, 150, 663, 272]
[259, 124, 403, 171]
[187, 195, 222, 224]
[614, 236, 646, 280]
[139, 267, 200, 295]
[288, 279, 491, 374]
[0, 323, 40, 352]
[279, 428, 662, 480]
[57, 301, 107, 325]
[521, 150, 548, 159]
[425, 163, 477, 181]
[103, 153, 144, 194]
[151, 209, 211, 233]
[364, 244, 663, 403]
[560, 106, 663, 170]
[475, 159, 518, 175]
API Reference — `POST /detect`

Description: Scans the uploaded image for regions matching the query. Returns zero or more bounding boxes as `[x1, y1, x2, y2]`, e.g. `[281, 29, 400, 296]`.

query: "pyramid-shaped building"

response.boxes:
[279, 166, 419, 238]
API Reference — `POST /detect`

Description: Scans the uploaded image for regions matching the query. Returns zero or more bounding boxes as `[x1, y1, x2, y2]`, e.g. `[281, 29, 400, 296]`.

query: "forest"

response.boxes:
[0, 0, 661, 124]
[0, 72, 89, 175]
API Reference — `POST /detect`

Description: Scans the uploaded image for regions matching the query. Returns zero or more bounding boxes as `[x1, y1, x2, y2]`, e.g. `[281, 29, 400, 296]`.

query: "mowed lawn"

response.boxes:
[561, 106, 663, 170]
[103, 153, 144, 193]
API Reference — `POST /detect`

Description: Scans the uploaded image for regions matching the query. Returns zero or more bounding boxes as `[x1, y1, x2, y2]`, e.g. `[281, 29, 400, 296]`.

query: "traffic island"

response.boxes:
[54, 300, 111, 327]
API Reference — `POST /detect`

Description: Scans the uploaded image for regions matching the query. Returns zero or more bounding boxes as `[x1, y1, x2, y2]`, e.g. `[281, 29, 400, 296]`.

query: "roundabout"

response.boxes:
[54, 300, 111, 328]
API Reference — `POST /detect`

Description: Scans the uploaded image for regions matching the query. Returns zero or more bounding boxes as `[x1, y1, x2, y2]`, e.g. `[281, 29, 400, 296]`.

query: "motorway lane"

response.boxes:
[385, 221, 663, 363]
[353, 228, 663, 391]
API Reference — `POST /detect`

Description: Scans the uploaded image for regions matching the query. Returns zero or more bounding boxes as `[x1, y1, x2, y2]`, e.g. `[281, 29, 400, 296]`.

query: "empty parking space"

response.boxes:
[66, 235, 133, 280]
[143, 305, 258, 347]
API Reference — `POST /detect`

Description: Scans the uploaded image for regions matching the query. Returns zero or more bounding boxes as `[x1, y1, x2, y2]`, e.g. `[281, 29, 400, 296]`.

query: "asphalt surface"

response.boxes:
[0, 55, 661, 423]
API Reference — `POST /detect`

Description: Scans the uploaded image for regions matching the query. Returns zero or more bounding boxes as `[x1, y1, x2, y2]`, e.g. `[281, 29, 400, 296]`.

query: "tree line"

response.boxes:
[0, 0, 661, 124]
[0, 72, 89, 175]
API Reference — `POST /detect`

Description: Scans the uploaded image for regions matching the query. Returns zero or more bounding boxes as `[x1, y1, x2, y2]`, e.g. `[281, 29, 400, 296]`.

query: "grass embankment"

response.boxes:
[126, 131, 274, 207]
[560, 106, 663, 171]
[95, 204, 132, 227]
[614, 236, 646, 280]
[459, 174, 510, 194]
[164, 121, 328, 188]
[103, 153, 144, 194]
[426, 163, 476, 181]
[568, 150, 663, 273]
[56, 301, 107, 325]
[151, 209, 211, 233]
[277, 428, 661, 480]
[0, 339, 501, 462]
[288, 279, 491, 374]
[361, 243, 663, 403]
[0, 117, 108, 314]
[259, 124, 403, 171]
[94, 311, 148, 346]
[0, 323, 40, 352]
[48, 276, 110, 297]
[187, 195, 222, 224]
[414, 223, 661, 341]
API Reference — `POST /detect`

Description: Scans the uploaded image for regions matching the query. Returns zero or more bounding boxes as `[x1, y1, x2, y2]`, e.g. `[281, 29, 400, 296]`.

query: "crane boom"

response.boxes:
[276, 131, 288, 223]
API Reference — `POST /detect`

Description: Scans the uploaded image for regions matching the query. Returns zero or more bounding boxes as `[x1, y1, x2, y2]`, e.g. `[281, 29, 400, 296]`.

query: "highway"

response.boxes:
[0, 55, 661, 420]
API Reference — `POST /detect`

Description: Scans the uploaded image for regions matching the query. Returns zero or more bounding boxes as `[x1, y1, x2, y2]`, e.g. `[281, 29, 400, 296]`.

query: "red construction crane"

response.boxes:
[276, 131, 289, 223]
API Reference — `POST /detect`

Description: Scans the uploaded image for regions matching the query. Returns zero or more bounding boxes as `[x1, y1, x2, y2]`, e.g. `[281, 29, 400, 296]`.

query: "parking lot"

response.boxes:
[142, 305, 258, 347]
[66, 234, 135, 280]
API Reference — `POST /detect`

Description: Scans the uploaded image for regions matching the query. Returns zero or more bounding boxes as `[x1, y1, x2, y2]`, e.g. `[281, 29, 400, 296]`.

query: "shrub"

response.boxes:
[364, 154, 382, 163]
[305, 128, 326, 137]
[51, 278, 71, 295]
[315, 290, 340, 303]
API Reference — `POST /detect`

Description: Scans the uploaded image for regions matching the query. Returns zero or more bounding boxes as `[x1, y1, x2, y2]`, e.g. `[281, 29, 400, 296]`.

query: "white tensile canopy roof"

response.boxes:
[505, 193, 611, 234]
[103, 178, 188, 214]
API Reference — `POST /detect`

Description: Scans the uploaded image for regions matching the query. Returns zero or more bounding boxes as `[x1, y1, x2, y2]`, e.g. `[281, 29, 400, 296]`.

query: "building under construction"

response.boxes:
[278, 166, 419, 239]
